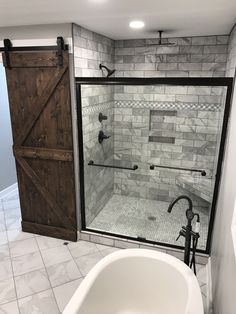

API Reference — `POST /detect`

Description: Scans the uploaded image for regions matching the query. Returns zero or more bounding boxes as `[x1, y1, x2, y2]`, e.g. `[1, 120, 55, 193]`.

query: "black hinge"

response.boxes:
[3, 39, 12, 68]
[56, 36, 65, 67]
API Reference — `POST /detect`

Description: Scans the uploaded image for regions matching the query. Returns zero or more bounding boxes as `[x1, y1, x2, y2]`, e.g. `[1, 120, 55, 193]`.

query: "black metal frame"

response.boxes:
[75, 76, 233, 254]
[0, 37, 69, 68]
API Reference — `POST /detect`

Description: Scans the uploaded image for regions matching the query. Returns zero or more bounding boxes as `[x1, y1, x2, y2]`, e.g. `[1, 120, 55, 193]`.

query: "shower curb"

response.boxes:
[77, 230, 209, 265]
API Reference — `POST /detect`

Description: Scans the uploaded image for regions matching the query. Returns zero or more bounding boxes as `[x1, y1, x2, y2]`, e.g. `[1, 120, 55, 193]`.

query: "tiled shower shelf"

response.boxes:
[176, 175, 214, 203]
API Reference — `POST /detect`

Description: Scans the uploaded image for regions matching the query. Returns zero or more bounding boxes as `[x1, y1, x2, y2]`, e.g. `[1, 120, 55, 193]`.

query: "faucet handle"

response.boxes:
[176, 234, 181, 241]
[176, 228, 186, 241]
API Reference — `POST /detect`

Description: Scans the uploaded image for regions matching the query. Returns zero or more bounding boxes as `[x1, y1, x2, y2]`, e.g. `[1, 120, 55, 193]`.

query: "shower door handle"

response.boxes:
[150, 164, 206, 176]
[88, 160, 138, 171]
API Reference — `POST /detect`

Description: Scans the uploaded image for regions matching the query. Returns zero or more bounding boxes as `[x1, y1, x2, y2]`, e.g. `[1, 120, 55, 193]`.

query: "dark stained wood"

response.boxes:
[16, 66, 68, 146]
[13, 146, 73, 161]
[22, 221, 77, 241]
[2, 51, 59, 68]
[4, 50, 77, 241]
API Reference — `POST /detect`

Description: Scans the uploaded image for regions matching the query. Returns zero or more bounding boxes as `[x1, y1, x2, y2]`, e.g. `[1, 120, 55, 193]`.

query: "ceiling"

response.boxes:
[0, 0, 235, 39]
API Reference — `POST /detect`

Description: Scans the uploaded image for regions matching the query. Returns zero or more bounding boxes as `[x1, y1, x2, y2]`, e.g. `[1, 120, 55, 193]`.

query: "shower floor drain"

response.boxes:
[147, 216, 156, 221]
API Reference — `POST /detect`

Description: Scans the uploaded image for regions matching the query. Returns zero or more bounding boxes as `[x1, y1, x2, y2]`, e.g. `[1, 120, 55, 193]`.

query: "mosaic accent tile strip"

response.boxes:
[82, 102, 114, 115]
[114, 100, 221, 111]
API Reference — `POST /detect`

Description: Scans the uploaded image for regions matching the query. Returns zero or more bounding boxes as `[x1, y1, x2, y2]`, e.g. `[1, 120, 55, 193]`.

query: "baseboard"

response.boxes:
[0, 182, 18, 199]
[207, 257, 213, 314]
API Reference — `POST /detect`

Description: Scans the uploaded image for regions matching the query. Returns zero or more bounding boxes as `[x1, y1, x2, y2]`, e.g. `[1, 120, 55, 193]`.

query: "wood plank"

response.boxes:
[16, 156, 76, 231]
[3, 51, 59, 68]
[22, 221, 77, 242]
[16, 65, 68, 146]
[13, 146, 73, 161]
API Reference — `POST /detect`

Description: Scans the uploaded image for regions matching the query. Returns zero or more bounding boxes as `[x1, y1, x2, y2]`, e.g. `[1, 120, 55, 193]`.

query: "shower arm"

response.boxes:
[150, 164, 206, 176]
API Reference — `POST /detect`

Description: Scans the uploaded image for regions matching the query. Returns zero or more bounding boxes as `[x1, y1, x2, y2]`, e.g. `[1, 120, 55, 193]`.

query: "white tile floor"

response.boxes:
[0, 188, 208, 314]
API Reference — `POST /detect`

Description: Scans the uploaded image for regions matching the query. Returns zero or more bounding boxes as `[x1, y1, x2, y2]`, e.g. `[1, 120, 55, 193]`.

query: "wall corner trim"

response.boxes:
[207, 257, 213, 314]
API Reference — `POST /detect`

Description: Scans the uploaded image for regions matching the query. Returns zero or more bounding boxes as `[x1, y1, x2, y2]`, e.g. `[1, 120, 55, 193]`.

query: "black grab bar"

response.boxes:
[150, 164, 206, 176]
[88, 160, 138, 171]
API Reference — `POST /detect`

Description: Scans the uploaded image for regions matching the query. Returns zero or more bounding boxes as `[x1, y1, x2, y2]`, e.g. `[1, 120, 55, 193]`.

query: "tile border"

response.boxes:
[115, 100, 221, 111]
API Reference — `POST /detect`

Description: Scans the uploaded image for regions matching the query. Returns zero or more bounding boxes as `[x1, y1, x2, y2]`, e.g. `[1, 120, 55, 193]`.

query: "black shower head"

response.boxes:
[99, 64, 116, 77]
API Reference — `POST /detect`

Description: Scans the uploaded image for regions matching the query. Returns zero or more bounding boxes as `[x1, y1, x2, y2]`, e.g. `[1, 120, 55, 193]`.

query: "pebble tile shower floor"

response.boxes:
[0, 188, 208, 313]
[89, 194, 209, 250]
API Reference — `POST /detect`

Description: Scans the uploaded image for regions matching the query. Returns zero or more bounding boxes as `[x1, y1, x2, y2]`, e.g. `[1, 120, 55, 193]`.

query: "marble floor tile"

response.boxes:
[2, 200, 20, 211]
[68, 240, 99, 259]
[12, 252, 44, 277]
[0, 212, 6, 232]
[40, 245, 72, 267]
[95, 243, 112, 251]
[0, 261, 13, 281]
[75, 251, 104, 276]
[7, 229, 34, 243]
[5, 218, 21, 231]
[0, 232, 8, 246]
[36, 236, 66, 251]
[0, 300, 19, 314]
[0, 278, 16, 305]
[15, 268, 51, 299]
[0, 245, 10, 261]
[100, 247, 121, 257]
[53, 278, 83, 312]
[46, 259, 82, 288]
[9, 238, 38, 258]
[18, 289, 59, 314]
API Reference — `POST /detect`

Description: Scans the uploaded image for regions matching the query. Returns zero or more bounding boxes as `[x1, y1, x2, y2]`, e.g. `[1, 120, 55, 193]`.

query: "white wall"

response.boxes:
[0, 64, 17, 190]
[0, 23, 73, 62]
[211, 24, 236, 314]
[0, 23, 73, 191]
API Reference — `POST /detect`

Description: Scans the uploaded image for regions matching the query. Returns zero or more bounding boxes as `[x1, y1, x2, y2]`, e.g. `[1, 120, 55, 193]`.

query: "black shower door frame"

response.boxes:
[75, 77, 233, 254]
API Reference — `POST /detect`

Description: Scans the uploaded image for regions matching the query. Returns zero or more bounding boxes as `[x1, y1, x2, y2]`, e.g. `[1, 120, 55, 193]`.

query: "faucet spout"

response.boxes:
[167, 195, 193, 213]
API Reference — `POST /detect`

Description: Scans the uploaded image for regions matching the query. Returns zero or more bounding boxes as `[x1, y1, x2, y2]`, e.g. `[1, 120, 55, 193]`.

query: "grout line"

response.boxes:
[34, 235, 60, 313]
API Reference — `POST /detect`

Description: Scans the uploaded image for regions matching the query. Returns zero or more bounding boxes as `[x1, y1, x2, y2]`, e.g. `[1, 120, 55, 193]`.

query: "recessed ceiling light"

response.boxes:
[129, 20, 145, 29]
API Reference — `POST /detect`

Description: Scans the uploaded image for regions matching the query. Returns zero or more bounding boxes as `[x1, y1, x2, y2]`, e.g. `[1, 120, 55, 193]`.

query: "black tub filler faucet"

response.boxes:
[167, 195, 200, 274]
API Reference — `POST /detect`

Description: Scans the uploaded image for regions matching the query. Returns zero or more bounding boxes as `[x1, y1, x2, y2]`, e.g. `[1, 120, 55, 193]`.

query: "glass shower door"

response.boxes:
[79, 81, 229, 252]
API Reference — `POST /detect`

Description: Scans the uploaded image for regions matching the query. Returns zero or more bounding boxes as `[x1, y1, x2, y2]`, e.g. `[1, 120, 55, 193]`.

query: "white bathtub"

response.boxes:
[63, 249, 204, 314]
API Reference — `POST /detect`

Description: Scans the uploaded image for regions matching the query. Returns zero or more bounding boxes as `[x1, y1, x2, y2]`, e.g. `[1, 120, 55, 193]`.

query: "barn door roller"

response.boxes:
[0, 37, 68, 68]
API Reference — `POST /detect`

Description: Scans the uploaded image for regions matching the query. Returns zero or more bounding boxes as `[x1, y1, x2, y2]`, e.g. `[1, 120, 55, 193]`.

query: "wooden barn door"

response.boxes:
[3, 48, 77, 241]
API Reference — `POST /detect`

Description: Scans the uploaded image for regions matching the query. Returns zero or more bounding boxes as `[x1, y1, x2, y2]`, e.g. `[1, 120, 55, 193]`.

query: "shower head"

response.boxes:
[99, 64, 116, 77]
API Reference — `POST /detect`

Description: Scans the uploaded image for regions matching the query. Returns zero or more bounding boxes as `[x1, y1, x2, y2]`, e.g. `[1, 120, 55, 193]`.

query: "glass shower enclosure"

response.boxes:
[76, 77, 232, 253]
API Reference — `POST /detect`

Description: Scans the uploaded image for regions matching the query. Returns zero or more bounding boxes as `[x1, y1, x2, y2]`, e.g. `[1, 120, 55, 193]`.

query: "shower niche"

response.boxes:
[76, 78, 232, 253]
